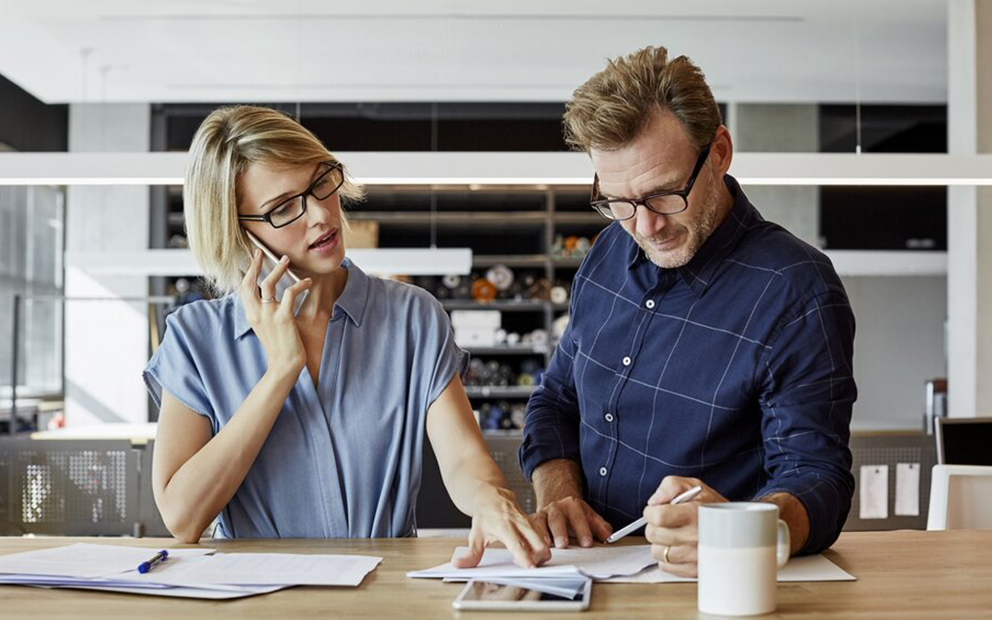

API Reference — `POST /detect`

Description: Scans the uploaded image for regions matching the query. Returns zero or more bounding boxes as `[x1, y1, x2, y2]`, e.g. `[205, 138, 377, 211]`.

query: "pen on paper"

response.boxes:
[606, 485, 703, 543]
[137, 550, 169, 574]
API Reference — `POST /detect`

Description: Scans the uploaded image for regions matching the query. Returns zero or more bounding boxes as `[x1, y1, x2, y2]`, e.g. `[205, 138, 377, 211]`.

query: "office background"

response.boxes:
[1, 0, 991, 536]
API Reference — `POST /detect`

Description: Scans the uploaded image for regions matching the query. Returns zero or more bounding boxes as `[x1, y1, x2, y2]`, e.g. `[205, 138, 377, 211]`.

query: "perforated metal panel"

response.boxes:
[0, 439, 141, 536]
[844, 432, 936, 531]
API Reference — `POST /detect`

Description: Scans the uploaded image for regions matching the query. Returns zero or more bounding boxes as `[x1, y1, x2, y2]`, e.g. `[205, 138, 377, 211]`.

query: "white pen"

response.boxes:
[606, 485, 704, 543]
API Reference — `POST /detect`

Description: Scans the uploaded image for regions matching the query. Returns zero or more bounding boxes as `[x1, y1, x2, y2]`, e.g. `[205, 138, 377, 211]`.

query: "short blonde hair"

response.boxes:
[563, 46, 721, 152]
[183, 105, 365, 295]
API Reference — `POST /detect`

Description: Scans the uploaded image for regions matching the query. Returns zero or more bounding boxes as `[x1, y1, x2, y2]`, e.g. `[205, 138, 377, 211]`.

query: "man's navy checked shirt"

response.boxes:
[520, 175, 856, 554]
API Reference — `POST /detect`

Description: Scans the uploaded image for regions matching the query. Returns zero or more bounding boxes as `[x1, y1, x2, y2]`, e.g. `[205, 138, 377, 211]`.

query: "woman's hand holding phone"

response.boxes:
[240, 249, 313, 379]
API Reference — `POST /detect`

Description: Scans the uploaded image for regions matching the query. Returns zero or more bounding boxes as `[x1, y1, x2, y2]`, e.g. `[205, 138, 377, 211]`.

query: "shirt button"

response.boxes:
[645, 299, 656, 309]
[605, 413, 614, 422]
[622, 356, 632, 366]
[599, 467, 608, 477]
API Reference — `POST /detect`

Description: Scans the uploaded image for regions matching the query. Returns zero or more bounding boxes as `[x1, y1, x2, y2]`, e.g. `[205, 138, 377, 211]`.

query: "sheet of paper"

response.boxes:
[895, 462, 921, 516]
[28, 583, 289, 600]
[111, 552, 382, 587]
[0, 543, 214, 579]
[476, 577, 589, 599]
[600, 554, 856, 583]
[408, 545, 656, 580]
[859, 464, 889, 519]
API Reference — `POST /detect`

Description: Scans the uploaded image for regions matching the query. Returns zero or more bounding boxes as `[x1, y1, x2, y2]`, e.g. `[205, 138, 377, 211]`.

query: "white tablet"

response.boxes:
[452, 578, 592, 612]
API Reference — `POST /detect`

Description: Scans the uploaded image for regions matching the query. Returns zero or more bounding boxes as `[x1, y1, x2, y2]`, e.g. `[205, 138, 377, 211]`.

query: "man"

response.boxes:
[519, 46, 856, 577]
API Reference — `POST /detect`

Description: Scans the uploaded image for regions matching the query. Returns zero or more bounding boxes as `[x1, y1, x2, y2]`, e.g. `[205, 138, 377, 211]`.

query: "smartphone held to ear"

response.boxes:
[245, 230, 310, 317]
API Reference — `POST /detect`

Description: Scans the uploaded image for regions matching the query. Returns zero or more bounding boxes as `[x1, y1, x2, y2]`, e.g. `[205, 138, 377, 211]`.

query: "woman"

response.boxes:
[144, 105, 549, 569]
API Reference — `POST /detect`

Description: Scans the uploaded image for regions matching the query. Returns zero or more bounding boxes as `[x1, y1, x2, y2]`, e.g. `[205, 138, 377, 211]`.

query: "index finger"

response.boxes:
[240, 249, 263, 300]
[499, 526, 539, 569]
[643, 502, 697, 529]
[648, 476, 698, 506]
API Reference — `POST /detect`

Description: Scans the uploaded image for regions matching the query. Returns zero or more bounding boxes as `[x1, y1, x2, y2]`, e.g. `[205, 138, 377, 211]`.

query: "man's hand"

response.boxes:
[643, 476, 727, 578]
[529, 459, 612, 548]
[530, 496, 613, 549]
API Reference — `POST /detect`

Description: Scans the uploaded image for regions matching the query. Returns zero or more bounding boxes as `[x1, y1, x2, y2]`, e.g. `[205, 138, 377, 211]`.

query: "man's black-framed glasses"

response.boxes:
[238, 162, 345, 229]
[590, 145, 712, 221]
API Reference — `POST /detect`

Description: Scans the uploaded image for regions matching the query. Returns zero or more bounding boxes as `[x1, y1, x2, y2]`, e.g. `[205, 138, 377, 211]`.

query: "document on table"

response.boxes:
[24, 582, 289, 600]
[113, 552, 383, 587]
[0, 543, 215, 578]
[408, 545, 657, 581]
[600, 554, 856, 583]
[0, 543, 383, 599]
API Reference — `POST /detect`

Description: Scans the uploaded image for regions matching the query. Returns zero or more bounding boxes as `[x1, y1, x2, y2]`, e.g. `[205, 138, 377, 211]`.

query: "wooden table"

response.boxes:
[1, 530, 990, 619]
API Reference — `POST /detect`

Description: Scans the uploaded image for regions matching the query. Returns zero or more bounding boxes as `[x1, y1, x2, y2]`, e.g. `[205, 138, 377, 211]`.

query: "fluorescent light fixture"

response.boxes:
[346, 248, 472, 276]
[65, 248, 472, 277]
[2, 152, 992, 187]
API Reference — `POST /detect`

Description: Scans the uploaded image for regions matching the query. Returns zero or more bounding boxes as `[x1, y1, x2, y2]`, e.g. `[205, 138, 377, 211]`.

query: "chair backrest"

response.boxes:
[926, 465, 992, 530]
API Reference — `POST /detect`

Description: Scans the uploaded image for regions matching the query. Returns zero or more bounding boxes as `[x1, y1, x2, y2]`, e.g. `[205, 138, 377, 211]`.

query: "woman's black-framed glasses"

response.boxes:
[238, 162, 345, 229]
[590, 145, 712, 221]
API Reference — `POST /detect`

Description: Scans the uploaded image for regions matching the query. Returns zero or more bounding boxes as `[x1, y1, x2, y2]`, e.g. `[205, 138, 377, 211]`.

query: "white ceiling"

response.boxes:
[0, 0, 948, 105]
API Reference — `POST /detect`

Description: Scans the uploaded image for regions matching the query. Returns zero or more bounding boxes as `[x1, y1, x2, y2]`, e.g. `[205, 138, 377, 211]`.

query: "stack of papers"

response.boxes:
[0, 543, 382, 599]
[601, 553, 856, 583]
[409, 545, 855, 589]
[408, 544, 657, 596]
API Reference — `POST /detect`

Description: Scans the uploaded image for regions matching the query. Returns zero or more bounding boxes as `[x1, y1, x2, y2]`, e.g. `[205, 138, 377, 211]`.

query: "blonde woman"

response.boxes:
[143, 105, 549, 569]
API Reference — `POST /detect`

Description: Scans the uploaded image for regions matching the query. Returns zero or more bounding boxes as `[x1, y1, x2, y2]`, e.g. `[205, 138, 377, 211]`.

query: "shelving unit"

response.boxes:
[154, 179, 950, 437]
[355, 185, 602, 433]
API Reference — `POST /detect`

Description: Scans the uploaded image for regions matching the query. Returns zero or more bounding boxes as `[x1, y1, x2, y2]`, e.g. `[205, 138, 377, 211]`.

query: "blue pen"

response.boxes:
[137, 549, 169, 574]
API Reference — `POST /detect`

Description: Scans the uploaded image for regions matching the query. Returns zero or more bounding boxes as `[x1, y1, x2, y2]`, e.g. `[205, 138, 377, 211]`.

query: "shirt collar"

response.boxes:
[234, 258, 370, 340]
[627, 174, 757, 298]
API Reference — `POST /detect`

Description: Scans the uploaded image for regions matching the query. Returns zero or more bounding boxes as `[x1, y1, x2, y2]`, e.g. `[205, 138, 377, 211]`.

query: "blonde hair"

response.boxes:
[563, 46, 721, 152]
[183, 105, 365, 295]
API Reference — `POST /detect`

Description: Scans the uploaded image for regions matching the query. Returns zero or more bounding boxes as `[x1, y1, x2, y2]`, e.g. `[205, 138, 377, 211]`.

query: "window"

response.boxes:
[0, 185, 64, 398]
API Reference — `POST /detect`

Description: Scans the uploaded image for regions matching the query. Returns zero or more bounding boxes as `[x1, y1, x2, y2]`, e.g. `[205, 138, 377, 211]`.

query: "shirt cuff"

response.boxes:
[754, 473, 852, 555]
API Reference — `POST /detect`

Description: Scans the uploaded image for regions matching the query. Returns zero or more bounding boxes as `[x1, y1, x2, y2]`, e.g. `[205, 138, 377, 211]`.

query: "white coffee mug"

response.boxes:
[697, 502, 790, 616]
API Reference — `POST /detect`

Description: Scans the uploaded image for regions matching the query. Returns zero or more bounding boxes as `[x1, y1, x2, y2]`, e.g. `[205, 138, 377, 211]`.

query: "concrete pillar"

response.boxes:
[947, 0, 992, 417]
[65, 104, 150, 426]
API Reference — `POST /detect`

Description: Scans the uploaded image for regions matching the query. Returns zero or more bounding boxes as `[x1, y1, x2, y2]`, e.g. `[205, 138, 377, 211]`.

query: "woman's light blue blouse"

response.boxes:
[143, 259, 468, 539]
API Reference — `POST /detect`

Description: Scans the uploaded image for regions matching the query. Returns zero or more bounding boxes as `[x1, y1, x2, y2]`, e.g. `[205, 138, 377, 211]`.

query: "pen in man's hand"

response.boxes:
[606, 485, 703, 543]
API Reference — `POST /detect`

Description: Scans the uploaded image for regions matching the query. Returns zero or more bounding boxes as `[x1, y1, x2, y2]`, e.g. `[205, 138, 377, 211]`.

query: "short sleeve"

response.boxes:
[423, 297, 470, 407]
[143, 310, 215, 421]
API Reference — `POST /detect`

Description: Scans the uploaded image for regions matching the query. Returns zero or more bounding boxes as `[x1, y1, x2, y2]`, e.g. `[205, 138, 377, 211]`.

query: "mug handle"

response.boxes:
[776, 519, 791, 568]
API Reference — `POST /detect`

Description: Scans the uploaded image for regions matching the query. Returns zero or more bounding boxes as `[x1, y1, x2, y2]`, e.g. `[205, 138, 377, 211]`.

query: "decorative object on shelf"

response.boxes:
[471, 277, 498, 302]
[524, 329, 549, 348]
[465, 357, 545, 391]
[550, 285, 568, 305]
[442, 274, 462, 289]
[477, 401, 529, 431]
[552, 233, 598, 260]
[485, 264, 515, 291]
[526, 277, 552, 301]
[408, 270, 562, 304]
[451, 309, 502, 348]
